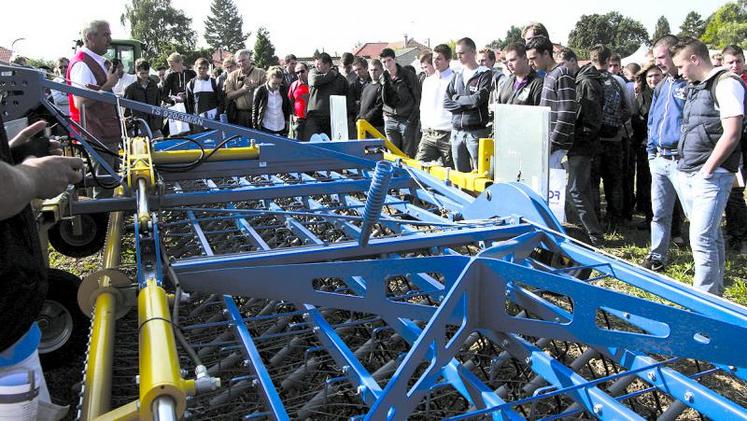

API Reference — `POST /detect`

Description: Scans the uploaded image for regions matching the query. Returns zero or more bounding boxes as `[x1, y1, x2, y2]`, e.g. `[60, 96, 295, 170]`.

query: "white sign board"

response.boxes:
[329, 95, 349, 140]
[493, 104, 564, 222]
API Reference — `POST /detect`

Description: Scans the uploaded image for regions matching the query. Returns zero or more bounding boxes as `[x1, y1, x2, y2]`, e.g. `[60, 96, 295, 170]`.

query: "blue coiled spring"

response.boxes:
[359, 161, 394, 246]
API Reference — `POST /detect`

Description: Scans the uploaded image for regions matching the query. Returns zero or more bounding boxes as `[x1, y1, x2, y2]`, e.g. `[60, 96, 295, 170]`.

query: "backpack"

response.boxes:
[708, 69, 747, 154]
[599, 71, 626, 138]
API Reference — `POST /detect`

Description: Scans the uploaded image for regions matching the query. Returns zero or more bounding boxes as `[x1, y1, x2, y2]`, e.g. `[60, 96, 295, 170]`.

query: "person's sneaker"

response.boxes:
[672, 236, 685, 247]
[636, 220, 650, 231]
[642, 256, 665, 272]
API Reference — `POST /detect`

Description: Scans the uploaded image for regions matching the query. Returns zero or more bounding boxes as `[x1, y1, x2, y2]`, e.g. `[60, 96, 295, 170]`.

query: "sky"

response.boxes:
[1, 0, 728, 61]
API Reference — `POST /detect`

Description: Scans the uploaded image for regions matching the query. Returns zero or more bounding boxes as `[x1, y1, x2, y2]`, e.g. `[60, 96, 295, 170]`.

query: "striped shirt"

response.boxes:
[540, 64, 578, 151]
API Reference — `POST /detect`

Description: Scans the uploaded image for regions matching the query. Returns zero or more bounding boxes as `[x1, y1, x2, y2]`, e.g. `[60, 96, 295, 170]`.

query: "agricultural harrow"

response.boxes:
[1, 63, 747, 420]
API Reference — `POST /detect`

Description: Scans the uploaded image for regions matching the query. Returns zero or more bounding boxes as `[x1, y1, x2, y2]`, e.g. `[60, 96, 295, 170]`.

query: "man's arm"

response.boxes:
[0, 161, 37, 220]
[550, 69, 578, 150]
[71, 62, 119, 109]
[451, 71, 491, 109]
[443, 76, 462, 112]
[701, 116, 742, 175]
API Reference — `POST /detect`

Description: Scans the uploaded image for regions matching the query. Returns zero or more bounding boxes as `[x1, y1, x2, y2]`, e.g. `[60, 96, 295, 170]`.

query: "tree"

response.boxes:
[253, 27, 278, 69]
[203, 0, 249, 53]
[702, 0, 747, 48]
[486, 26, 523, 50]
[568, 12, 650, 58]
[121, 0, 196, 59]
[652, 16, 671, 43]
[679, 11, 706, 39]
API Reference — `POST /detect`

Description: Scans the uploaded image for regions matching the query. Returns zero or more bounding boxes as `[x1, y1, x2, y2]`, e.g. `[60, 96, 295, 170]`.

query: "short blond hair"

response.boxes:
[266, 66, 283, 79]
[167, 52, 183, 64]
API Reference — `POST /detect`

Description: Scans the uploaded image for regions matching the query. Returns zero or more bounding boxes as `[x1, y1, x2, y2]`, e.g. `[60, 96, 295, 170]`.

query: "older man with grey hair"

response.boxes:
[224, 49, 266, 127]
[67, 19, 121, 198]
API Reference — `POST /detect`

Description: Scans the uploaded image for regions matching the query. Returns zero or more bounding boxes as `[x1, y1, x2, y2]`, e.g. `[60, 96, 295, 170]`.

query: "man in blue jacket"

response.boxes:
[444, 37, 493, 172]
[643, 35, 688, 272]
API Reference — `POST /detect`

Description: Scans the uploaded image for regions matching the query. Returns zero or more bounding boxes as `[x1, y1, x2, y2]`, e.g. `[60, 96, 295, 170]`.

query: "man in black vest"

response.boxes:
[672, 38, 745, 295]
[0, 120, 83, 411]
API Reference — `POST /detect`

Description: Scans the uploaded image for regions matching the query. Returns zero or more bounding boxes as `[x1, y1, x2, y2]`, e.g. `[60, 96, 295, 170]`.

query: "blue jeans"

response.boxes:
[450, 128, 490, 172]
[677, 170, 735, 296]
[649, 156, 681, 263]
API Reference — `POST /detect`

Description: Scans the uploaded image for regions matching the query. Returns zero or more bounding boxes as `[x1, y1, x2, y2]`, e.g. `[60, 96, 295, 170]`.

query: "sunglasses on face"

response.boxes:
[296, 70, 306, 74]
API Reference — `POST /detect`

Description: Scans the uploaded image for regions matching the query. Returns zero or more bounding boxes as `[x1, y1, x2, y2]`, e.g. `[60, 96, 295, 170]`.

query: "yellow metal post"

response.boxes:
[81, 188, 124, 420]
[137, 278, 195, 420]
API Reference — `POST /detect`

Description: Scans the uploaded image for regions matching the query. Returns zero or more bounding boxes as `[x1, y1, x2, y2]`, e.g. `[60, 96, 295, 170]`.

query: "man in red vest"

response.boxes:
[66, 20, 121, 197]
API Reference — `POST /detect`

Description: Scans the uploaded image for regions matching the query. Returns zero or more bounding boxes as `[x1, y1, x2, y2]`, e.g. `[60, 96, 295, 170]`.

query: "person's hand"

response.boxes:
[19, 155, 84, 199]
[8, 120, 47, 149]
[105, 65, 120, 87]
[47, 139, 64, 156]
[549, 149, 567, 169]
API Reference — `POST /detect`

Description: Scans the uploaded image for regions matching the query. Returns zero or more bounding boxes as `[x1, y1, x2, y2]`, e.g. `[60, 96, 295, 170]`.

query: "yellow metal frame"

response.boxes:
[151, 145, 259, 164]
[137, 278, 195, 420]
[125, 137, 156, 191]
[356, 119, 494, 193]
[80, 187, 124, 420]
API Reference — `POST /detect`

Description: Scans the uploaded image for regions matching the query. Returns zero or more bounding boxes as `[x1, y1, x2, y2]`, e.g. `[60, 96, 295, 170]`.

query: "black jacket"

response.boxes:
[496, 70, 543, 106]
[252, 83, 291, 131]
[348, 77, 370, 117]
[632, 85, 654, 149]
[162, 69, 196, 103]
[381, 64, 420, 119]
[124, 79, 163, 132]
[357, 82, 384, 127]
[0, 123, 47, 352]
[308, 68, 349, 117]
[443, 66, 493, 130]
[570, 63, 603, 156]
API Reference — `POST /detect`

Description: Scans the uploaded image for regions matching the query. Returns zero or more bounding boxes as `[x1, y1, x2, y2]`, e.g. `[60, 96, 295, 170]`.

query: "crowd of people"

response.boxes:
[50, 20, 747, 298]
[0, 17, 744, 418]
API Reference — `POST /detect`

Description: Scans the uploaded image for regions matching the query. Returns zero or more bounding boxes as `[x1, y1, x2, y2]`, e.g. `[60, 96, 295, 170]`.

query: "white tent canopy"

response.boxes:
[621, 44, 650, 66]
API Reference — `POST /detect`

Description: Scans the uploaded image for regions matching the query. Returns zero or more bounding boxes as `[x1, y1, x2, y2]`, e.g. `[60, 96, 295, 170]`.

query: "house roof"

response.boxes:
[352, 42, 389, 58]
[0, 46, 12, 63]
[352, 39, 430, 59]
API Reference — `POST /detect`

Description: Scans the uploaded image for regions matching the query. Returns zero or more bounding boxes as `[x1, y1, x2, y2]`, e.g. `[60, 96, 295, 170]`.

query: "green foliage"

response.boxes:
[203, 0, 249, 53]
[26, 57, 55, 70]
[652, 16, 671, 43]
[253, 27, 278, 69]
[702, 0, 747, 48]
[485, 26, 523, 50]
[121, 0, 197, 59]
[568, 11, 650, 57]
[678, 11, 706, 39]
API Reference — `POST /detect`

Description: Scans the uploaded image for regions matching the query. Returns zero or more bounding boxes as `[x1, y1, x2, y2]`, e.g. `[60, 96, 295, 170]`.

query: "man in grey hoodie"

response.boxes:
[444, 37, 493, 172]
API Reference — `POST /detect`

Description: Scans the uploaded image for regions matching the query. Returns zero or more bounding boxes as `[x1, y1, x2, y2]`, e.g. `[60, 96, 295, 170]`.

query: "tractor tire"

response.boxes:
[48, 213, 108, 258]
[38, 268, 89, 370]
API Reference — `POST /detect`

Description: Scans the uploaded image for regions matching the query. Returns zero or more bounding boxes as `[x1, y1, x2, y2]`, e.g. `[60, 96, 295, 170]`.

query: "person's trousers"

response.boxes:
[621, 136, 635, 220]
[416, 128, 453, 168]
[384, 115, 418, 158]
[92, 143, 121, 199]
[234, 109, 253, 128]
[450, 128, 490, 173]
[289, 116, 307, 141]
[304, 113, 332, 139]
[566, 154, 603, 238]
[677, 170, 734, 296]
[725, 185, 747, 245]
[634, 146, 652, 221]
[648, 156, 682, 263]
[591, 141, 624, 224]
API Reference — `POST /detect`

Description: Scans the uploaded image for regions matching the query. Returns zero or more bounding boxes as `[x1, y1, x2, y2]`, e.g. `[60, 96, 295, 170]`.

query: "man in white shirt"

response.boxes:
[112, 60, 137, 97]
[415, 44, 454, 168]
[673, 38, 745, 295]
[67, 20, 121, 198]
